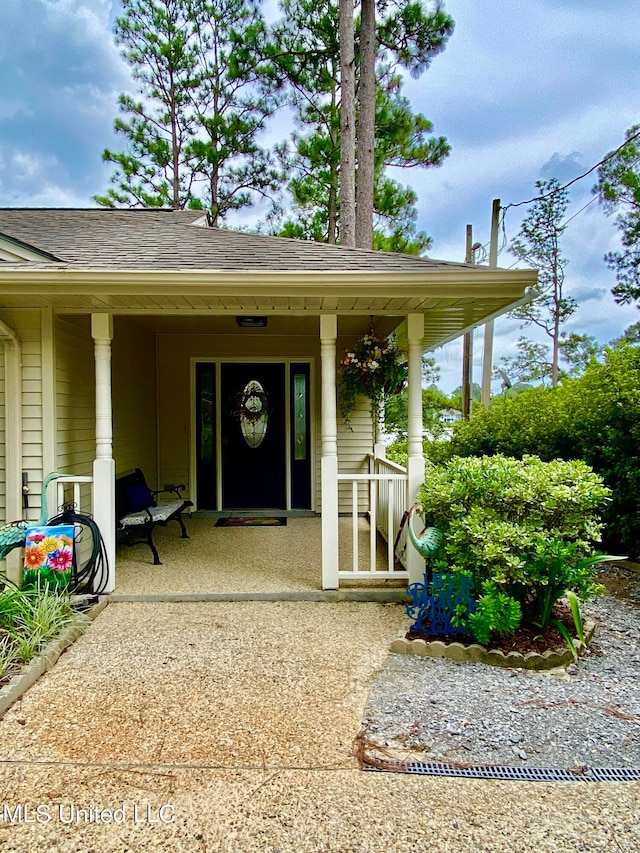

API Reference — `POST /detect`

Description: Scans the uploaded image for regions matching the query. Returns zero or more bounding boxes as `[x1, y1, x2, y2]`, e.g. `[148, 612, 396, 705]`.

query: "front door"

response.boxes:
[221, 363, 286, 509]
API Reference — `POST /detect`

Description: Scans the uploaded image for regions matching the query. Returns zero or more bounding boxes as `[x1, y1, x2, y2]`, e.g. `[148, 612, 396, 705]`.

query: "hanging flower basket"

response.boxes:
[339, 332, 407, 425]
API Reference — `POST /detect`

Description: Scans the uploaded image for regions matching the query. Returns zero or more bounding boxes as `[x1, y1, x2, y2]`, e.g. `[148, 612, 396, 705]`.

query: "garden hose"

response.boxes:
[46, 506, 110, 595]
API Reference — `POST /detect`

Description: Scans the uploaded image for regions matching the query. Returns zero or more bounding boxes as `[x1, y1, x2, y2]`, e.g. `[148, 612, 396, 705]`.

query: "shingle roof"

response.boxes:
[0, 208, 476, 273]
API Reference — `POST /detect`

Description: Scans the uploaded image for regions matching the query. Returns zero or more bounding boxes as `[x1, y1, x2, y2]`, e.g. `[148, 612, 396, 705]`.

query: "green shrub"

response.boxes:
[438, 344, 640, 556]
[467, 581, 522, 646]
[385, 437, 408, 466]
[528, 539, 610, 630]
[436, 385, 573, 462]
[562, 344, 640, 554]
[418, 454, 610, 642]
[386, 437, 445, 466]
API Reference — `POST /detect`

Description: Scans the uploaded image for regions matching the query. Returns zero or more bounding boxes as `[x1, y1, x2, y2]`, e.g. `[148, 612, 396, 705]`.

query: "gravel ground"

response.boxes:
[115, 517, 404, 595]
[0, 766, 638, 852]
[0, 601, 400, 769]
[362, 564, 640, 771]
[0, 584, 639, 851]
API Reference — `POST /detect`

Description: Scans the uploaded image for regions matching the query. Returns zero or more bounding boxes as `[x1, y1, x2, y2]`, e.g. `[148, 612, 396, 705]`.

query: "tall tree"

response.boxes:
[495, 333, 602, 387]
[96, 0, 198, 209]
[96, 0, 282, 221]
[268, 0, 342, 242]
[509, 178, 575, 387]
[593, 124, 640, 306]
[355, 0, 376, 248]
[354, 0, 454, 248]
[184, 0, 282, 224]
[269, 0, 451, 249]
[339, 0, 357, 245]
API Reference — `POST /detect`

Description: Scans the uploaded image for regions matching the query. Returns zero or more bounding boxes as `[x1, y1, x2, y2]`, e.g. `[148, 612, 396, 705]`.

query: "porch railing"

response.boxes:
[42, 475, 95, 578]
[51, 476, 94, 518]
[370, 454, 411, 570]
[336, 453, 409, 579]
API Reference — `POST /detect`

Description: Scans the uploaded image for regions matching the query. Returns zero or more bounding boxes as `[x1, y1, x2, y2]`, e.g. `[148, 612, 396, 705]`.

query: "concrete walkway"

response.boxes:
[0, 600, 638, 852]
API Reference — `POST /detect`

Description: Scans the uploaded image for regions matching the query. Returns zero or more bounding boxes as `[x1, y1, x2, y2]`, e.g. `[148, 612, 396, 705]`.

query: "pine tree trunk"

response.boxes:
[169, 75, 181, 210]
[552, 288, 560, 387]
[210, 164, 220, 227]
[355, 0, 376, 249]
[328, 182, 337, 244]
[339, 0, 356, 246]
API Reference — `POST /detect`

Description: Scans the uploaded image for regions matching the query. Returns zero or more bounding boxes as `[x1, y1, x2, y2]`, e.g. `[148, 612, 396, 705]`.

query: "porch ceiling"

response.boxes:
[0, 267, 535, 349]
[121, 313, 404, 339]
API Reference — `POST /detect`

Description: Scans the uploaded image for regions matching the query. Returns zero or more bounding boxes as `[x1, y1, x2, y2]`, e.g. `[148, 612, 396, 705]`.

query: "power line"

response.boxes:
[502, 126, 640, 214]
[470, 127, 640, 265]
[503, 195, 599, 270]
[562, 194, 598, 227]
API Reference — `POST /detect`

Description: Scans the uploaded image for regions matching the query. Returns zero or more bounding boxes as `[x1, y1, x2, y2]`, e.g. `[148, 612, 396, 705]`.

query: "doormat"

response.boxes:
[215, 516, 287, 527]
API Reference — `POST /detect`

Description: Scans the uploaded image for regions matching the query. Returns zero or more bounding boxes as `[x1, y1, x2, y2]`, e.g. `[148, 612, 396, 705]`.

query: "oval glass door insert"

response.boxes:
[239, 379, 269, 448]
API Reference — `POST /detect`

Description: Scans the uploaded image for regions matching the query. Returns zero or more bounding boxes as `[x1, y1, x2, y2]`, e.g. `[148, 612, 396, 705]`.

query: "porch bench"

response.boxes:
[116, 468, 193, 565]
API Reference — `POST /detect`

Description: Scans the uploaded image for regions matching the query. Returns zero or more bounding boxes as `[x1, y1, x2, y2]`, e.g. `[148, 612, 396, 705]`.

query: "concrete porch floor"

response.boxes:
[113, 515, 409, 598]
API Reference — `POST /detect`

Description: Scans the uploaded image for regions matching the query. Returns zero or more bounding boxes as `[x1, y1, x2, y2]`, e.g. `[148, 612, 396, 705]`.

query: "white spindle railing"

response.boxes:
[372, 454, 411, 570]
[36, 475, 96, 580]
[51, 476, 94, 519]
[337, 454, 409, 579]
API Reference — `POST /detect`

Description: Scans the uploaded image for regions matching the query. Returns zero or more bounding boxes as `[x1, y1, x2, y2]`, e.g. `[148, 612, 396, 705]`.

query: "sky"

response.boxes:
[1, 0, 639, 393]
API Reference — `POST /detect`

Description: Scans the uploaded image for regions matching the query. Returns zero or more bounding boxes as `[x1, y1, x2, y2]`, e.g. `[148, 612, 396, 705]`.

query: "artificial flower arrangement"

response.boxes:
[338, 330, 407, 425]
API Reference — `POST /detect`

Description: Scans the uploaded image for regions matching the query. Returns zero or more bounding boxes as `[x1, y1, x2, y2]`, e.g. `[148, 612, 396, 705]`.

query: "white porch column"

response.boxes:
[374, 401, 386, 460]
[320, 314, 339, 589]
[406, 312, 425, 585]
[91, 313, 116, 593]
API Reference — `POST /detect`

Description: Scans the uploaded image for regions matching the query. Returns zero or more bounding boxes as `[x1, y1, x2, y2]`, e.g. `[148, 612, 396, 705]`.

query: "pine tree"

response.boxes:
[269, 0, 452, 250]
[96, 0, 283, 221]
[593, 124, 640, 306]
[355, 0, 376, 248]
[184, 0, 282, 224]
[509, 178, 575, 387]
[339, 0, 356, 245]
[354, 0, 454, 247]
[96, 0, 198, 209]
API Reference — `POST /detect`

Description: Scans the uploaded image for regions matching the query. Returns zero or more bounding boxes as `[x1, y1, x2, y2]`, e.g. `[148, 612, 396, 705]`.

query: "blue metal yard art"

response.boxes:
[406, 572, 475, 637]
[405, 503, 475, 637]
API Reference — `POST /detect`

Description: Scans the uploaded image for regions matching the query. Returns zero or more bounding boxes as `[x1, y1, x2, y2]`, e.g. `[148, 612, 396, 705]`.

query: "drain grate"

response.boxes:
[587, 767, 640, 782]
[365, 761, 640, 783]
[404, 762, 582, 782]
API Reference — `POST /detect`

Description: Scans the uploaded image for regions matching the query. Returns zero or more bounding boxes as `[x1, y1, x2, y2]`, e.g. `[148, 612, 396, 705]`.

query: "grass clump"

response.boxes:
[0, 578, 90, 682]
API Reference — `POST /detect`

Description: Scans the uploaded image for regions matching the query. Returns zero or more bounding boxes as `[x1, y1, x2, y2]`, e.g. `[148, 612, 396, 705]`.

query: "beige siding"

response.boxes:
[53, 315, 158, 505]
[0, 343, 4, 519]
[0, 310, 43, 518]
[312, 374, 374, 513]
[55, 316, 95, 482]
[337, 400, 374, 513]
[157, 331, 374, 512]
[112, 317, 157, 482]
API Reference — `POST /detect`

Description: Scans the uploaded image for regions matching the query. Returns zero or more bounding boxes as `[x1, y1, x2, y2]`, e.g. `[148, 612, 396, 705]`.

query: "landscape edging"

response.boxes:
[0, 597, 109, 716]
[390, 618, 596, 669]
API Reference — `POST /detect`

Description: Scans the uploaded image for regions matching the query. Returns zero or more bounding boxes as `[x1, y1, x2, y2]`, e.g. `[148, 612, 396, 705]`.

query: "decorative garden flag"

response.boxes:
[23, 525, 75, 589]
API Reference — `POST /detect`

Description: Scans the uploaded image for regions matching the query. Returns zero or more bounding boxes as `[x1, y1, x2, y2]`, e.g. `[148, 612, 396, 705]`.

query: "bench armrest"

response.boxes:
[152, 484, 186, 499]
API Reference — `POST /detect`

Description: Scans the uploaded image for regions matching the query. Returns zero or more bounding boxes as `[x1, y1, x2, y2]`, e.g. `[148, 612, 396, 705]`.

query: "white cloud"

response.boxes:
[9, 152, 59, 180]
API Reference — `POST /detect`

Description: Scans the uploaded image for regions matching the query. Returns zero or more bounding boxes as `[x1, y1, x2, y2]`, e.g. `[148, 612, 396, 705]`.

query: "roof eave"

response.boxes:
[0, 266, 537, 299]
